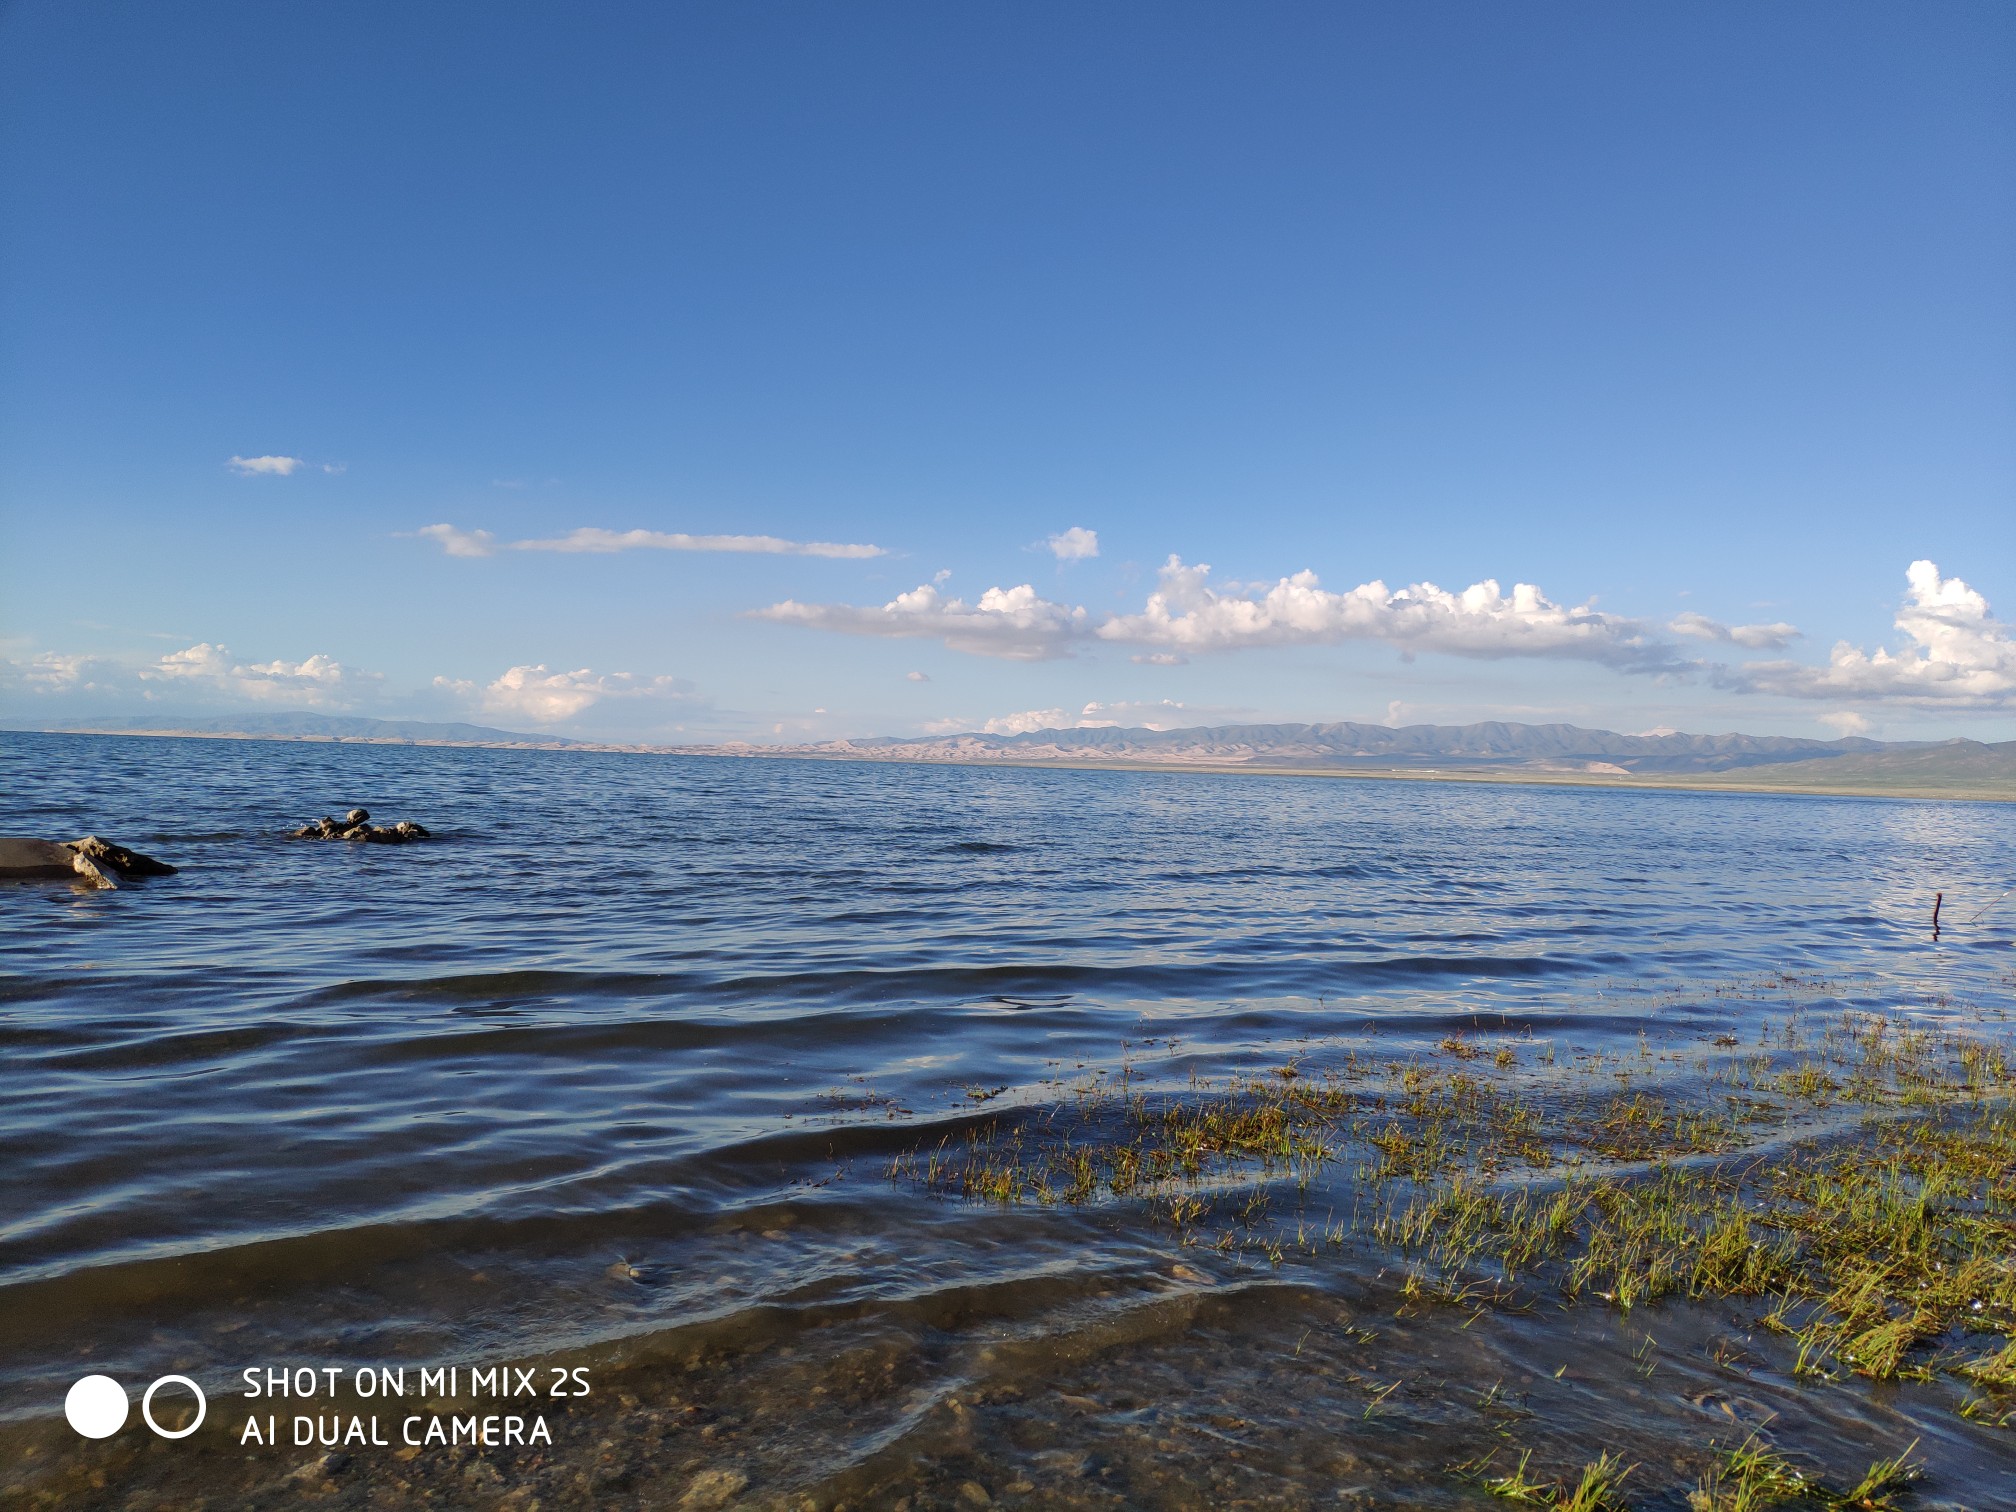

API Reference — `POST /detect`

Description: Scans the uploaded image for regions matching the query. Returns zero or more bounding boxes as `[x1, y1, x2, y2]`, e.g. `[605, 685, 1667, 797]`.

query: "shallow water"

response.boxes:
[3, 731, 2013, 1508]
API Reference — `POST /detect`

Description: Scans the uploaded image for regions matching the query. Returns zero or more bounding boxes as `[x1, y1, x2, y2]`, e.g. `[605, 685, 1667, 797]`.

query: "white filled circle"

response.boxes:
[65, 1375, 129, 1438]
[141, 1375, 206, 1439]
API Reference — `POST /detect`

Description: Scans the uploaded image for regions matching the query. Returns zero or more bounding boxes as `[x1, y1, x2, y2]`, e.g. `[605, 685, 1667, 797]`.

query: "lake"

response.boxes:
[3, 731, 2012, 1508]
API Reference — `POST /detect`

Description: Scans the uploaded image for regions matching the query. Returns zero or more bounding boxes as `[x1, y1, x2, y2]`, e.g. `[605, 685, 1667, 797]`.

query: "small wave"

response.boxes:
[16, 1021, 318, 1073]
[287, 952, 1604, 1015]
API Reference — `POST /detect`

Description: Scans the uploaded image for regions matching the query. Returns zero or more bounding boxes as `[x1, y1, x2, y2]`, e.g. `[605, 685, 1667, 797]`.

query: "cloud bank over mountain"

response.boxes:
[2, 644, 695, 730]
[6, 561, 2009, 745]
[752, 558, 2014, 721]
[431, 665, 697, 724]
[1097, 558, 1678, 669]
[3, 643, 377, 708]
[1720, 561, 2016, 708]
[756, 582, 1091, 660]
[757, 557, 1693, 673]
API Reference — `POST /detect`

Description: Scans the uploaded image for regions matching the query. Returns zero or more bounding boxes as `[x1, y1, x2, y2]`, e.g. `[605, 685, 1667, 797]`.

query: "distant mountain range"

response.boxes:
[1667, 738, 2016, 792]
[30, 713, 574, 746]
[12, 713, 2012, 798]
[804, 720, 1903, 773]
[784, 720, 2016, 796]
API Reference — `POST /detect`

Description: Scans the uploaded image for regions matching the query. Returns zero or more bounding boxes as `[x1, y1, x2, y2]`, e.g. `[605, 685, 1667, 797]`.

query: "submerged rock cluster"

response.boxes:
[291, 807, 431, 844]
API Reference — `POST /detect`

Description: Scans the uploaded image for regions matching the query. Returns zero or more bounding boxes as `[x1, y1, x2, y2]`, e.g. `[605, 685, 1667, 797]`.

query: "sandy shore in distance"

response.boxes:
[27, 728, 2015, 803]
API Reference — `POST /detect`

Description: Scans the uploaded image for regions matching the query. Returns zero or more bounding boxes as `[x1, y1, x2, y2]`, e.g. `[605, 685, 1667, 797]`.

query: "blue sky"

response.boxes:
[2, 1, 2012, 743]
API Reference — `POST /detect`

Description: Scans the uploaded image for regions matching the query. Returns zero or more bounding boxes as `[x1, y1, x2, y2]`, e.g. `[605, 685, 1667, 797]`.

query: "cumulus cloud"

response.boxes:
[1724, 561, 2016, 707]
[941, 707, 1072, 736]
[434, 664, 695, 724]
[754, 582, 1089, 661]
[925, 698, 1216, 736]
[142, 643, 372, 705]
[228, 455, 304, 476]
[2, 642, 375, 708]
[415, 523, 499, 558]
[0, 651, 128, 694]
[762, 557, 1678, 669]
[413, 524, 885, 559]
[1818, 710, 1872, 737]
[741, 552, 2016, 707]
[1097, 558, 1679, 670]
[1075, 698, 1204, 730]
[906, 670, 931, 682]
[1670, 611, 1801, 650]
[1045, 526, 1099, 561]
[5, 639, 698, 732]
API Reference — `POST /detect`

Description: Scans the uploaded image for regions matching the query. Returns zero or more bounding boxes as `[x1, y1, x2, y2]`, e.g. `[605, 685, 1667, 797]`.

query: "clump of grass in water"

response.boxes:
[1686, 1431, 1813, 1510]
[890, 1070, 1338, 1208]
[1679, 1431, 1921, 1510]
[1383, 1015, 2016, 1389]
[1461, 1430, 1921, 1511]
[1471, 1449, 1633, 1509]
[889, 1009, 2016, 1408]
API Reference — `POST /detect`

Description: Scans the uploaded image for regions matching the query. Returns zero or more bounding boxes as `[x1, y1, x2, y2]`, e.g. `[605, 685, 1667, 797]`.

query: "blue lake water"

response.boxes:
[3, 730, 2012, 1505]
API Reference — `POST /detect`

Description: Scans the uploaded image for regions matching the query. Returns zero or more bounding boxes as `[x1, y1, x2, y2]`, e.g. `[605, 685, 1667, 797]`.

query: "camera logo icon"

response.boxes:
[65, 1374, 206, 1439]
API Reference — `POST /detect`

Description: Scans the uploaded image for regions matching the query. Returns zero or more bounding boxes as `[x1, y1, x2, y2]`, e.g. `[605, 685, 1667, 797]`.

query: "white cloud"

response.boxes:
[749, 553, 2013, 708]
[414, 524, 886, 559]
[1045, 526, 1100, 561]
[925, 698, 1212, 737]
[972, 707, 1073, 735]
[762, 557, 1679, 668]
[141, 643, 372, 705]
[754, 582, 1089, 661]
[1131, 652, 1187, 666]
[435, 664, 695, 724]
[923, 708, 1070, 735]
[1670, 611, 1800, 650]
[4, 642, 706, 731]
[2, 642, 375, 708]
[1075, 698, 1202, 730]
[415, 523, 499, 558]
[228, 455, 304, 476]
[1817, 710, 1872, 736]
[906, 670, 931, 682]
[1726, 561, 2016, 707]
[1, 651, 127, 694]
[1097, 558, 1678, 670]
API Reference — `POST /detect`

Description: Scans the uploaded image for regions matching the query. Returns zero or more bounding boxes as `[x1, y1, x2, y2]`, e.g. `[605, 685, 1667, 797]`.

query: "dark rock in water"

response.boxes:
[71, 836, 178, 876]
[290, 809, 431, 845]
[0, 836, 176, 889]
[0, 838, 87, 881]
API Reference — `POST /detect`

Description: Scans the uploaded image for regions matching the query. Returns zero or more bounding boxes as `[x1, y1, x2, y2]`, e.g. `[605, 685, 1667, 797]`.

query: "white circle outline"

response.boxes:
[141, 1375, 206, 1439]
